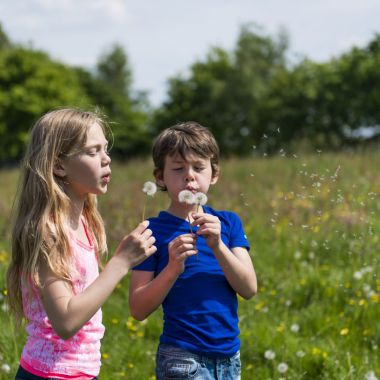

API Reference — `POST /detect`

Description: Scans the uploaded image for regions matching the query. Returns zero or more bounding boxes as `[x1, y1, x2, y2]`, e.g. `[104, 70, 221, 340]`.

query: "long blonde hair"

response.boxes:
[7, 108, 108, 325]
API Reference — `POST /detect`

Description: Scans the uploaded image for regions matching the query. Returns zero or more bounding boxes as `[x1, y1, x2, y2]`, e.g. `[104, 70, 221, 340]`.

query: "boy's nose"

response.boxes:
[185, 169, 195, 182]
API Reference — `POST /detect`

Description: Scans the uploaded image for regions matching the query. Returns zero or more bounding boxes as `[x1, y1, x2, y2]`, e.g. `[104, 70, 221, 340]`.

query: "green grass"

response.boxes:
[0, 151, 379, 379]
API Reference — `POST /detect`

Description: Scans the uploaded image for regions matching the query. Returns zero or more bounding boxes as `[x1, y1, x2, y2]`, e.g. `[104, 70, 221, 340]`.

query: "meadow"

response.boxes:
[0, 150, 379, 379]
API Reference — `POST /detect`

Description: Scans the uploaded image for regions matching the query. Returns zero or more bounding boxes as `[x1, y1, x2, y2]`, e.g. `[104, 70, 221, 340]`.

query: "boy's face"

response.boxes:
[156, 152, 218, 204]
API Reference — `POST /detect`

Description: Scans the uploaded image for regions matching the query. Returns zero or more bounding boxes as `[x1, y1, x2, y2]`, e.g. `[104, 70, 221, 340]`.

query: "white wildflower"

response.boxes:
[194, 192, 208, 206]
[294, 250, 302, 259]
[365, 371, 378, 380]
[264, 350, 276, 360]
[354, 271, 363, 280]
[1, 364, 11, 373]
[290, 323, 300, 333]
[178, 190, 195, 204]
[142, 181, 157, 196]
[277, 363, 289, 373]
[296, 350, 305, 358]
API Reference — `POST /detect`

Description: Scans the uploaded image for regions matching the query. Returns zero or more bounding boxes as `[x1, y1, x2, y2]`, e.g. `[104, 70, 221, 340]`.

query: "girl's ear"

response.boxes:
[53, 160, 66, 178]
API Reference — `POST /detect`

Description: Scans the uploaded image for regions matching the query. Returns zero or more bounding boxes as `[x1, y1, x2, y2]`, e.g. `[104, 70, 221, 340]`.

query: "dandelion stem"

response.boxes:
[346, 352, 353, 380]
[187, 214, 193, 233]
[142, 200, 146, 222]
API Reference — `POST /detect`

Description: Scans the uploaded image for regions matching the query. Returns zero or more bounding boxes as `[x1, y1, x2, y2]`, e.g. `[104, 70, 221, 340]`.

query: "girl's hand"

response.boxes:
[192, 213, 222, 249]
[167, 233, 197, 275]
[114, 221, 157, 270]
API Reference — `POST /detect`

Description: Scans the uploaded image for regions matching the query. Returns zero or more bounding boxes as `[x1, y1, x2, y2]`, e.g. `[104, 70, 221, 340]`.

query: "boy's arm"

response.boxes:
[213, 244, 257, 299]
[129, 233, 197, 321]
[192, 213, 257, 299]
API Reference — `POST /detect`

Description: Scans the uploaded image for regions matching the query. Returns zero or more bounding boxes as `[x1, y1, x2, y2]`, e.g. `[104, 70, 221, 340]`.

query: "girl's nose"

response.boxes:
[102, 151, 111, 165]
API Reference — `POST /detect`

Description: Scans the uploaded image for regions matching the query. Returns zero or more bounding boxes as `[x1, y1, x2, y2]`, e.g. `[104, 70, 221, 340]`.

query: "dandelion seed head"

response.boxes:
[1, 364, 10, 374]
[264, 350, 276, 360]
[178, 190, 195, 204]
[277, 363, 289, 373]
[142, 181, 157, 196]
[291, 323, 300, 333]
[194, 192, 208, 205]
[365, 371, 378, 380]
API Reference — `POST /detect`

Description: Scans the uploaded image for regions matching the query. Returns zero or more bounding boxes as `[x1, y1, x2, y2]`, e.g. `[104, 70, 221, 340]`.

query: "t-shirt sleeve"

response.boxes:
[228, 212, 250, 251]
[132, 252, 157, 271]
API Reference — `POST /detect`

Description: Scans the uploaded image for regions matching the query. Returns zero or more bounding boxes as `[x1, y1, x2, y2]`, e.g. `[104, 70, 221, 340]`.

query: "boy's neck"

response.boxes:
[166, 203, 204, 222]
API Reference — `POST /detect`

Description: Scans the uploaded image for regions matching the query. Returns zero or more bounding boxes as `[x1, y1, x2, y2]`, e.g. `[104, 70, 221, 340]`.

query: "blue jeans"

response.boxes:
[15, 365, 98, 380]
[156, 344, 241, 380]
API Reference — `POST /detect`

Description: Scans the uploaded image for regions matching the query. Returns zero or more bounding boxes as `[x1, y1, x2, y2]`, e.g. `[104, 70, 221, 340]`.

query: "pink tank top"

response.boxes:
[20, 226, 105, 379]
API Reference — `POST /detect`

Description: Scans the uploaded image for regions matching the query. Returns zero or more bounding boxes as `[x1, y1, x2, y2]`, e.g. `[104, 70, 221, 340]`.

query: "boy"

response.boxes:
[129, 121, 257, 380]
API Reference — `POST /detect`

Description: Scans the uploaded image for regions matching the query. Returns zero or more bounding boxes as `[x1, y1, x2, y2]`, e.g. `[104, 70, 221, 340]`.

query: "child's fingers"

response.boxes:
[146, 245, 157, 256]
[133, 220, 150, 234]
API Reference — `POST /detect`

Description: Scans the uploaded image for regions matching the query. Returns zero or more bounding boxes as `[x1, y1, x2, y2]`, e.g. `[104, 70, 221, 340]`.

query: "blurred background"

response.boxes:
[0, 0, 380, 163]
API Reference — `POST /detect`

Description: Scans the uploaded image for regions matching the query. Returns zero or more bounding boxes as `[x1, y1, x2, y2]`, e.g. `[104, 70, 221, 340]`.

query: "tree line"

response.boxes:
[1, 22, 379, 164]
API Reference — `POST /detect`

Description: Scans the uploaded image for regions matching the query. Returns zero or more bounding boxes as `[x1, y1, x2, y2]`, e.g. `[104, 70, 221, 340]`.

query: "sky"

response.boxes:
[1, 0, 379, 106]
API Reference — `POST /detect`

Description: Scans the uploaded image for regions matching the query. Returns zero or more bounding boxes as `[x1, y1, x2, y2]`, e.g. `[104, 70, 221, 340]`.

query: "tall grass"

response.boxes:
[0, 151, 379, 379]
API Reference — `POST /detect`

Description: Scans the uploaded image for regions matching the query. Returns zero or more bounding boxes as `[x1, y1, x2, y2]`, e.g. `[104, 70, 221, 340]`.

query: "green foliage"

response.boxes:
[153, 25, 380, 155]
[0, 46, 90, 163]
[75, 66, 151, 159]
[1, 151, 380, 379]
[0, 24, 151, 164]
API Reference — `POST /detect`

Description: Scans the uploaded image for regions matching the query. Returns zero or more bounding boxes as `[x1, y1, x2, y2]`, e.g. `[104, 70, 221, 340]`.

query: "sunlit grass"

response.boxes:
[0, 150, 379, 379]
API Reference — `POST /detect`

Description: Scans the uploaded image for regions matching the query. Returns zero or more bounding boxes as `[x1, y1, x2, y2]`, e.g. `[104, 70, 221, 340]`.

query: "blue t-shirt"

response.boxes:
[133, 205, 250, 357]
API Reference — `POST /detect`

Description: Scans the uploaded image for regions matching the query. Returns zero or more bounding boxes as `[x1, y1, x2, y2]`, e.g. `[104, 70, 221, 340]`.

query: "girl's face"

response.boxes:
[56, 122, 111, 201]
[156, 152, 218, 207]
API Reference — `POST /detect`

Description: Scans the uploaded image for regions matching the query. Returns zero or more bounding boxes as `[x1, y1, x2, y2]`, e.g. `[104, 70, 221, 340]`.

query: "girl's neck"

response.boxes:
[67, 199, 85, 231]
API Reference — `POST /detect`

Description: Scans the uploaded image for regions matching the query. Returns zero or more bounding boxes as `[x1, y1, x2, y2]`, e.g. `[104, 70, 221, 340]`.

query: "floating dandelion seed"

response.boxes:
[141, 181, 157, 221]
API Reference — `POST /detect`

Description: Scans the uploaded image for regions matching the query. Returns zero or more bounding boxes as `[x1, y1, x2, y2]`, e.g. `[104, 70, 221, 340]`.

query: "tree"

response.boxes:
[97, 43, 132, 97]
[153, 24, 289, 155]
[76, 44, 151, 158]
[0, 47, 89, 163]
[0, 23, 11, 50]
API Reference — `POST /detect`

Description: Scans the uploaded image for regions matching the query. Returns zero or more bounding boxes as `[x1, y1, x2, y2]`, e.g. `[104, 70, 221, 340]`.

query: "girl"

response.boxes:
[6, 108, 156, 380]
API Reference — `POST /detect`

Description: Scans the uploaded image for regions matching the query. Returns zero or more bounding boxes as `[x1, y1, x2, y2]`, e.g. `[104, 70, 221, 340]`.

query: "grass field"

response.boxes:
[0, 151, 379, 379]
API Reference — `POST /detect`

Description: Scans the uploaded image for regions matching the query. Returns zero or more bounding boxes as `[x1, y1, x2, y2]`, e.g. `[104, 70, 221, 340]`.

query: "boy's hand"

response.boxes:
[168, 233, 197, 275]
[192, 213, 222, 250]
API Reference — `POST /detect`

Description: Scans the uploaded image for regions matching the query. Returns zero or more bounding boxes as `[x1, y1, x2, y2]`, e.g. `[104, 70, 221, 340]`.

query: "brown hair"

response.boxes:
[152, 121, 220, 190]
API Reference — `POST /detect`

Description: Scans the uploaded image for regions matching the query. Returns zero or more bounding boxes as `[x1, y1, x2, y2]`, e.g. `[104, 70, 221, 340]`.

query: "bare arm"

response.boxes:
[129, 233, 197, 321]
[212, 244, 257, 299]
[192, 213, 257, 299]
[40, 221, 156, 339]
